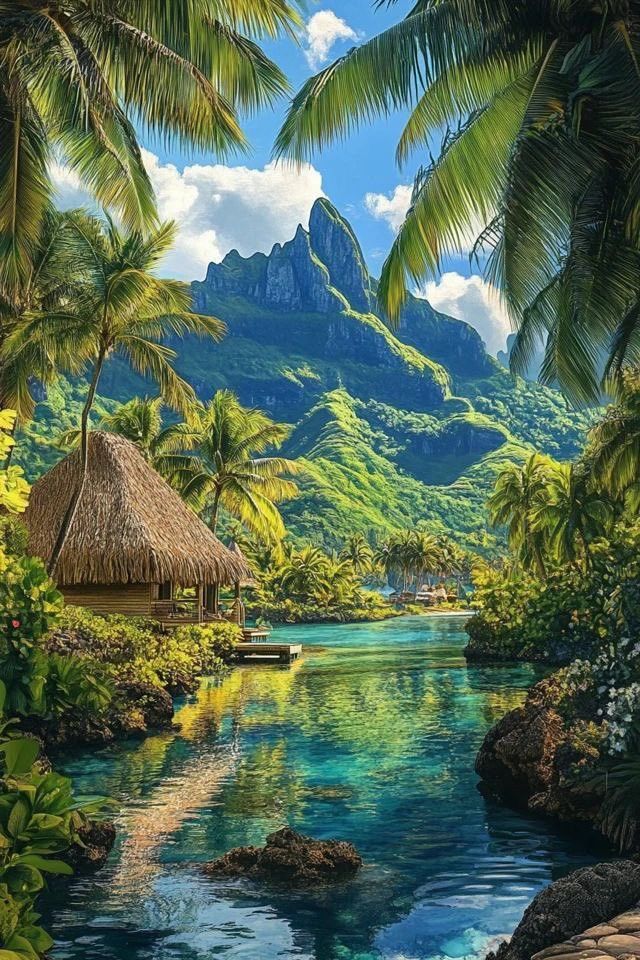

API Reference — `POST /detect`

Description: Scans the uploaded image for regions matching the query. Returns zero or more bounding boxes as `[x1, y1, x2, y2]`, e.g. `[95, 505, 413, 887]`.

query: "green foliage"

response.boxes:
[0, 679, 109, 958]
[467, 520, 640, 666]
[465, 564, 601, 664]
[44, 655, 113, 720]
[0, 551, 63, 716]
[48, 607, 241, 695]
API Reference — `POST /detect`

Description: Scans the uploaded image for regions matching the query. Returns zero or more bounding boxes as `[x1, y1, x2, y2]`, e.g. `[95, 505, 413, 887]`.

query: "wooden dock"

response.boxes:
[236, 642, 302, 664]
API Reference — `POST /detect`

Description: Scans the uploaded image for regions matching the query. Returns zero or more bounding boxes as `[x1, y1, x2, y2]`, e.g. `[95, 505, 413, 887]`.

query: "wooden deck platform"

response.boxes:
[235, 642, 302, 664]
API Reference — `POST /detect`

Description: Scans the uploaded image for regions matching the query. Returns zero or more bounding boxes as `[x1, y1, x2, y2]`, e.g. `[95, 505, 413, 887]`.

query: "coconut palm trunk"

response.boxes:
[47, 346, 106, 575]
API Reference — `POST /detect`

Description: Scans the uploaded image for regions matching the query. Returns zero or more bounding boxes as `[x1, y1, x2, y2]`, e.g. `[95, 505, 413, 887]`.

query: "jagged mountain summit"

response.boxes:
[186, 198, 494, 421]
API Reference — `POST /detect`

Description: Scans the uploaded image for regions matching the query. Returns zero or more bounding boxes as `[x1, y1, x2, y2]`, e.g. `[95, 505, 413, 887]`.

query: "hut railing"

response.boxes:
[151, 598, 203, 622]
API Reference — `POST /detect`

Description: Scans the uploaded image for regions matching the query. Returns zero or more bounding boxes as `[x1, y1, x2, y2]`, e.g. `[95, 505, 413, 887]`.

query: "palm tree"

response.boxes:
[6, 214, 225, 574]
[1, 1, 299, 304]
[533, 462, 614, 570]
[276, 1, 640, 402]
[410, 532, 441, 588]
[0, 209, 89, 437]
[487, 453, 557, 577]
[164, 389, 302, 539]
[278, 545, 329, 598]
[586, 373, 640, 508]
[339, 533, 374, 575]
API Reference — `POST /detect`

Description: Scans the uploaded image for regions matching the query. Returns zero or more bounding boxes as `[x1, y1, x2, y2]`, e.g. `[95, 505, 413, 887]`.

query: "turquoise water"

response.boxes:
[46, 616, 601, 960]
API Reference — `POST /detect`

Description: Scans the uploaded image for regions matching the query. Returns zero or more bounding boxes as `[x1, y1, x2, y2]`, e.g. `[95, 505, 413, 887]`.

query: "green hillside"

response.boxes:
[17, 199, 594, 554]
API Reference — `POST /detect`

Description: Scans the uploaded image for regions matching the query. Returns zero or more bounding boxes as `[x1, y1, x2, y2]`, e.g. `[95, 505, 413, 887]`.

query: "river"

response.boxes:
[45, 615, 601, 960]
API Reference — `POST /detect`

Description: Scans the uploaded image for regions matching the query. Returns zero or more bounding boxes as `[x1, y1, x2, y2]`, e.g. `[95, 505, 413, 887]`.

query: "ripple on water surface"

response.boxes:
[45, 616, 600, 960]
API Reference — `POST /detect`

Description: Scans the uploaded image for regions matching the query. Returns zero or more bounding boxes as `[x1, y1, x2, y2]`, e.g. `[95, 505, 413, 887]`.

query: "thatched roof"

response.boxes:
[25, 432, 252, 587]
[227, 541, 257, 588]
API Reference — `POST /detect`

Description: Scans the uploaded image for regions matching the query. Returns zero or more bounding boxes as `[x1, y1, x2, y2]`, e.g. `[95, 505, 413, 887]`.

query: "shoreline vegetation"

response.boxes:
[462, 384, 640, 857]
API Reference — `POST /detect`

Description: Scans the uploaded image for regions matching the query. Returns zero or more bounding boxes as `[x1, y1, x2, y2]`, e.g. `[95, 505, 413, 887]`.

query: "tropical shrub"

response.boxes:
[467, 521, 640, 665]
[0, 680, 109, 958]
[465, 564, 602, 664]
[0, 549, 64, 716]
[48, 607, 241, 694]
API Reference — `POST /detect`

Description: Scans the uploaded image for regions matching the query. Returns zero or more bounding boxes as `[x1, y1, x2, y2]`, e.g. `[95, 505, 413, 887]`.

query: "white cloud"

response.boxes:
[50, 152, 325, 280]
[422, 272, 511, 357]
[49, 162, 88, 209]
[305, 10, 358, 69]
[364, 184, 412, 233]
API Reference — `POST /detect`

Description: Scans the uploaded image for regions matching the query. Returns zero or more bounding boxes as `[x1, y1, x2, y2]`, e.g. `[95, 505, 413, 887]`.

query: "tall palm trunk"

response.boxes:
[47, 347, 106, 576]
[210, 486, 222, 535]
[205, 487, 223, 613]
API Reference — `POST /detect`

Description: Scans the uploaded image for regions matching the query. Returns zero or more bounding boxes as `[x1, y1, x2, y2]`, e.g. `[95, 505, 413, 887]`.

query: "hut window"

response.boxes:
[155, 582, 172, 601]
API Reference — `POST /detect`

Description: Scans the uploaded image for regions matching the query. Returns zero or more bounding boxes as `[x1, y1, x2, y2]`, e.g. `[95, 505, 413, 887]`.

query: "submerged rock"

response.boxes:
[204, 827, 363, 885]
[66, 819, 116, 874]
[487, 861, 640, 960]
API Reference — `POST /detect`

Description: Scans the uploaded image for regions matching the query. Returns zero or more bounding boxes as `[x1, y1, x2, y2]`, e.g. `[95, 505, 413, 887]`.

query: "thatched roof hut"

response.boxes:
[25, 432, 251, 589]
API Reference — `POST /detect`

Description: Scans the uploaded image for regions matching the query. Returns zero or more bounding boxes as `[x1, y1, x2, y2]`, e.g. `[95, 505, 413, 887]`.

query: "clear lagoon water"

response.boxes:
[45, 615, 603, 960]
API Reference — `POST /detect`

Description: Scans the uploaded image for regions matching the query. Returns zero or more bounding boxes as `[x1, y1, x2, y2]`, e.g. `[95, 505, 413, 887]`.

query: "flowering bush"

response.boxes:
[466, 521, 640, 665]
[0, 548, 64, 715]
[562, 642, 640, 757]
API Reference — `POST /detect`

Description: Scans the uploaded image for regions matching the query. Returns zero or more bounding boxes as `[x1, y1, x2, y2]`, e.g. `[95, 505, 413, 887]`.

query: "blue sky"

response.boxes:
[53, 2, 511, 356]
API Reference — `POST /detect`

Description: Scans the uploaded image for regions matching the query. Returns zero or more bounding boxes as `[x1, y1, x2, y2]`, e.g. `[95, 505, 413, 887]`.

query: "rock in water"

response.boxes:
[204, 827, 362, 884]
[487, 861, 640, 960]
[66, 819, 116, 874]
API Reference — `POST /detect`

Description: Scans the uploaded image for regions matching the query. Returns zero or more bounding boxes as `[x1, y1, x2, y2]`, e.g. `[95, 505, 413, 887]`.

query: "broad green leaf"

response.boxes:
[1, 739, 39, 776]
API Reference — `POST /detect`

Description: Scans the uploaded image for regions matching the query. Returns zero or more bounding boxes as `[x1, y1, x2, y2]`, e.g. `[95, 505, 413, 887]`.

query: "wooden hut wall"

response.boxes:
[62, 584, 151, 617]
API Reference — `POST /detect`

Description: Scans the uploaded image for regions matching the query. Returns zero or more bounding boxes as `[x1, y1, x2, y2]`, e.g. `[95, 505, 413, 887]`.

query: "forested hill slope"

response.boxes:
[20, 199, 593, 553]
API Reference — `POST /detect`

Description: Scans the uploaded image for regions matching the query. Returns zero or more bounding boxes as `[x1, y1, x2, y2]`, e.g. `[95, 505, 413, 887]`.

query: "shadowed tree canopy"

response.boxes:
[276, 0, 640, 403]
[0, 0, 300, 304]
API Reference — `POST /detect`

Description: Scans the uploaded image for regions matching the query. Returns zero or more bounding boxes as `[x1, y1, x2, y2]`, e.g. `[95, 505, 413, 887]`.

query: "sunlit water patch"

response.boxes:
[45, 616, 604, 960]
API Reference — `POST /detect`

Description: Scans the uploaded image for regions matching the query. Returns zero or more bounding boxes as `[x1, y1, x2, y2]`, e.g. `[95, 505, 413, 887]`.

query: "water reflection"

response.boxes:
[46, 616, 598, 960]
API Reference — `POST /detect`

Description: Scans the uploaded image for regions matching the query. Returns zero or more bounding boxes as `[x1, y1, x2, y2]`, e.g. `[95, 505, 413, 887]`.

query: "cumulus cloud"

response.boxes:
[305, 10, 358, 69]
[50, 151, 325, 280]
[422, 272, 511, 357]
[364, 184, 412, 233]
[49, 162, 88, 209]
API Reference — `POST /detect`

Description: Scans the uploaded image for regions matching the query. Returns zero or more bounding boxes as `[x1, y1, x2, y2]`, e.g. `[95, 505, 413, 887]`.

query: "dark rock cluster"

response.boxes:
[66, 819, 117, 874]
[204, 827, 363, 885]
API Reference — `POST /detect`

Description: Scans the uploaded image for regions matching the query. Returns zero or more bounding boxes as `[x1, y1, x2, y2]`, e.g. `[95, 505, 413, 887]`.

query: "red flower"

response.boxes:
[11, 620, 20, 629]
